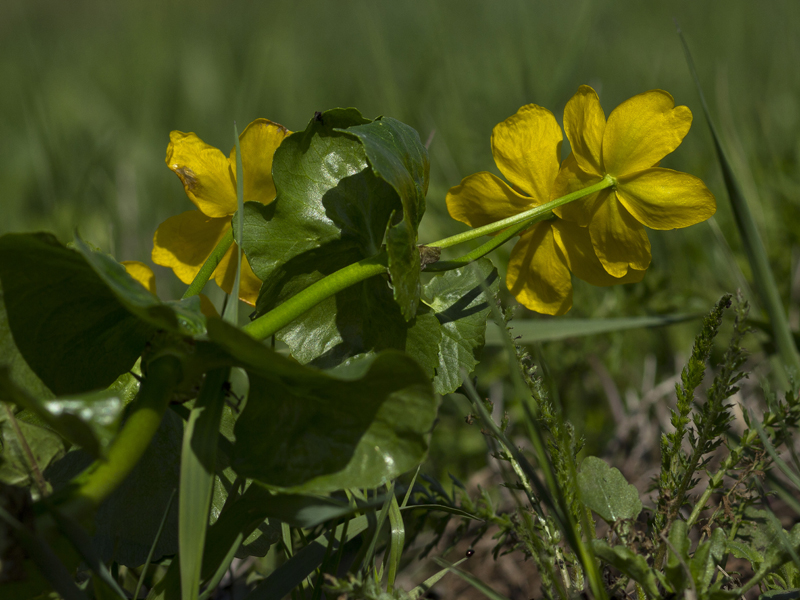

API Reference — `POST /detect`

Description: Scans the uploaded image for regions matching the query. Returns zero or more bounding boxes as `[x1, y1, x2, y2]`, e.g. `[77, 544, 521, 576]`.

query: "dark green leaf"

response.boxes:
[577, 456, 642, 523]
[419, 259, 499, 394]
[0, 408, 66, 490]
[0, 369, 129, 458]
[341, 117, 430, 320]
[197, 319, 436, 492]
[0, 233, 204, 395]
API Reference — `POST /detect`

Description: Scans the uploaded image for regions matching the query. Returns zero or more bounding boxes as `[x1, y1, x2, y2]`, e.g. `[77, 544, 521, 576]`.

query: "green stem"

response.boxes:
[63, 356, 182, 518]
[427, 174, 615, 249]
[242, 252, 388, 340]
[424, 218, 538, 272]
[182, 228, 235, 299]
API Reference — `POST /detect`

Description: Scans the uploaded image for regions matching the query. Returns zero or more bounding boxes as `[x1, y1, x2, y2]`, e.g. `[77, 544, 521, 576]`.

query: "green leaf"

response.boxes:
[242, 109, 433, 365]
[760, 590, 800, 600]
[419, 259, 499, 394]
[0, 368, 129, 458]
[197, 318, 437, 492]
[665, 520, 691, 595]
[577, 456, 642, 523]
[590, 540, 662, 599]
[341, 117, 430, 320]
[0, 233, 204, 395]
[485, 313, 700, 345]
[0, 408, 66, 490]
[46, 410, 184, 567]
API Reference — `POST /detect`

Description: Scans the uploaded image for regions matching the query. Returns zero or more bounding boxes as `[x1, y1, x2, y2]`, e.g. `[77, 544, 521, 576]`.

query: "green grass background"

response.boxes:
[2, 0, 799, 462]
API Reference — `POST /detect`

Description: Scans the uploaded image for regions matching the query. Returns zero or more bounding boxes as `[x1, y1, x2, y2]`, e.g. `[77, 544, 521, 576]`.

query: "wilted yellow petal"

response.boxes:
[152, 210, 231, 284]
[490, 104, 562, 201]
[552, 220, 645, 286]
[589, 198, 651, 277]
[552, 153, 607, 226]
[121, 261, 157, 295]
[230, 119, 291, 205]
[506, 223, 572, 315]
[603, 90, 692, 177]
[166, 131, 237, 218]
[616, 168, 716, 230]
[446, 172, 537, 228]
[563, 86, 605, 177]
[213, 247, 262, 306]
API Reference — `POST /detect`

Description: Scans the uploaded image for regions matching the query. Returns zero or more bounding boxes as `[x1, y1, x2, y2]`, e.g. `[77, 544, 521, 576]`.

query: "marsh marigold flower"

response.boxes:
[553, 85, 716, 277]
[446, 105, 643, 315]
[152, 119, 290, 305]
[121, 260, 218, 317]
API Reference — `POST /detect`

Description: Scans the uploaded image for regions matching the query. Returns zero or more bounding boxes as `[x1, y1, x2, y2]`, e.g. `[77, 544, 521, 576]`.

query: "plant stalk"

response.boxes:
[182, 228, 235, 299]
[427, 174, 615, 249]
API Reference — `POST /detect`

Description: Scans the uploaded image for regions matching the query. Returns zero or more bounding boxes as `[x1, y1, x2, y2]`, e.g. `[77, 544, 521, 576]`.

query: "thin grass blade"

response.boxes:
[385, 492, 404, 592]
[179, 367, 230, 600]
[677, 25, 800, 377]
[407, 557, 467, 600]
[223, 122, 245, 325]
[197, 532, 243, 600]
[485, 313, 700, 345]
[432, 557, 511, 600]
[134, 488, 176, 600]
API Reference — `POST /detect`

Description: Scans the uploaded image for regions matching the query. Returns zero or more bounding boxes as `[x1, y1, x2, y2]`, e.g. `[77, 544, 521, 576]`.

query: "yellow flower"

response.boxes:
[152, 119, 290, 305]
[121, 260, 218, 317]
[554, 86, 716, 277]
[446, 104, 643, 316]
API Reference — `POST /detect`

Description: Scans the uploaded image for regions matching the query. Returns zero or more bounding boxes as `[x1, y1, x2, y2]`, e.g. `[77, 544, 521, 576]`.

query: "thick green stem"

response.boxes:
[242, 252, 388, 341]
[427, 175, 615, 249]
[182, 228, 235, 299]
[63, 356, 182, 518]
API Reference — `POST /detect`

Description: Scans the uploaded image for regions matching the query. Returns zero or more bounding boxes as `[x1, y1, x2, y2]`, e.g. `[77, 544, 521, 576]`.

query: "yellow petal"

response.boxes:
[446, 172, 536, 228]
[506, 222, 572, 315]
[229, 119, 291, 205]
[213, 247, 262, 306]
[552, 153, 606, 226]
[166, 131, 237, 218]
[563, 85, 605, 177]
[121, 261, 157, 295]
[616, 168, 716, 230]
[552, 220, 646, 286]
[490, 104, 562, 201]
[589, 197, 651, 277]
[603, 90, 692, 177]
[152, 211, 231, 284]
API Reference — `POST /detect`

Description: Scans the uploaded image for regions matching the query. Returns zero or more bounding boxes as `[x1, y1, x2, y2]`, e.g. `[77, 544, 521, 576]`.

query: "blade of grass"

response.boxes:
[362, 484, 395, 573]
[245, 515, 370, 600]
[432, 557, 511, 600]
[485, 313, 701, 345]
[677, 24, 800, 377]
[197, 532, 243, 600]
[133, 488, 176, 600]
[179, 367, 230, 600]
[222, 122, 245, 325]
[407, 556, 468, 600]
[385, 492, 404, 592]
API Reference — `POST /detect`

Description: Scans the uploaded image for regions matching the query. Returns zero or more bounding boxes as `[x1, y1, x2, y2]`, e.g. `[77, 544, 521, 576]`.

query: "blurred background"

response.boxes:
[2, 0, 799, 457]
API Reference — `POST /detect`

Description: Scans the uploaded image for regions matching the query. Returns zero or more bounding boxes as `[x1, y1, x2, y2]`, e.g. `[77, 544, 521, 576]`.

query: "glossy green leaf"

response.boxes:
[0, 369, 128, 458]
[231, 354, 436, 492]
[577, 456, 642, 523]
[0, 233, 205, 395]
[420, 259, 499, 394]
[196, 318, 436, 492]
[342, 117, 430, 320]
